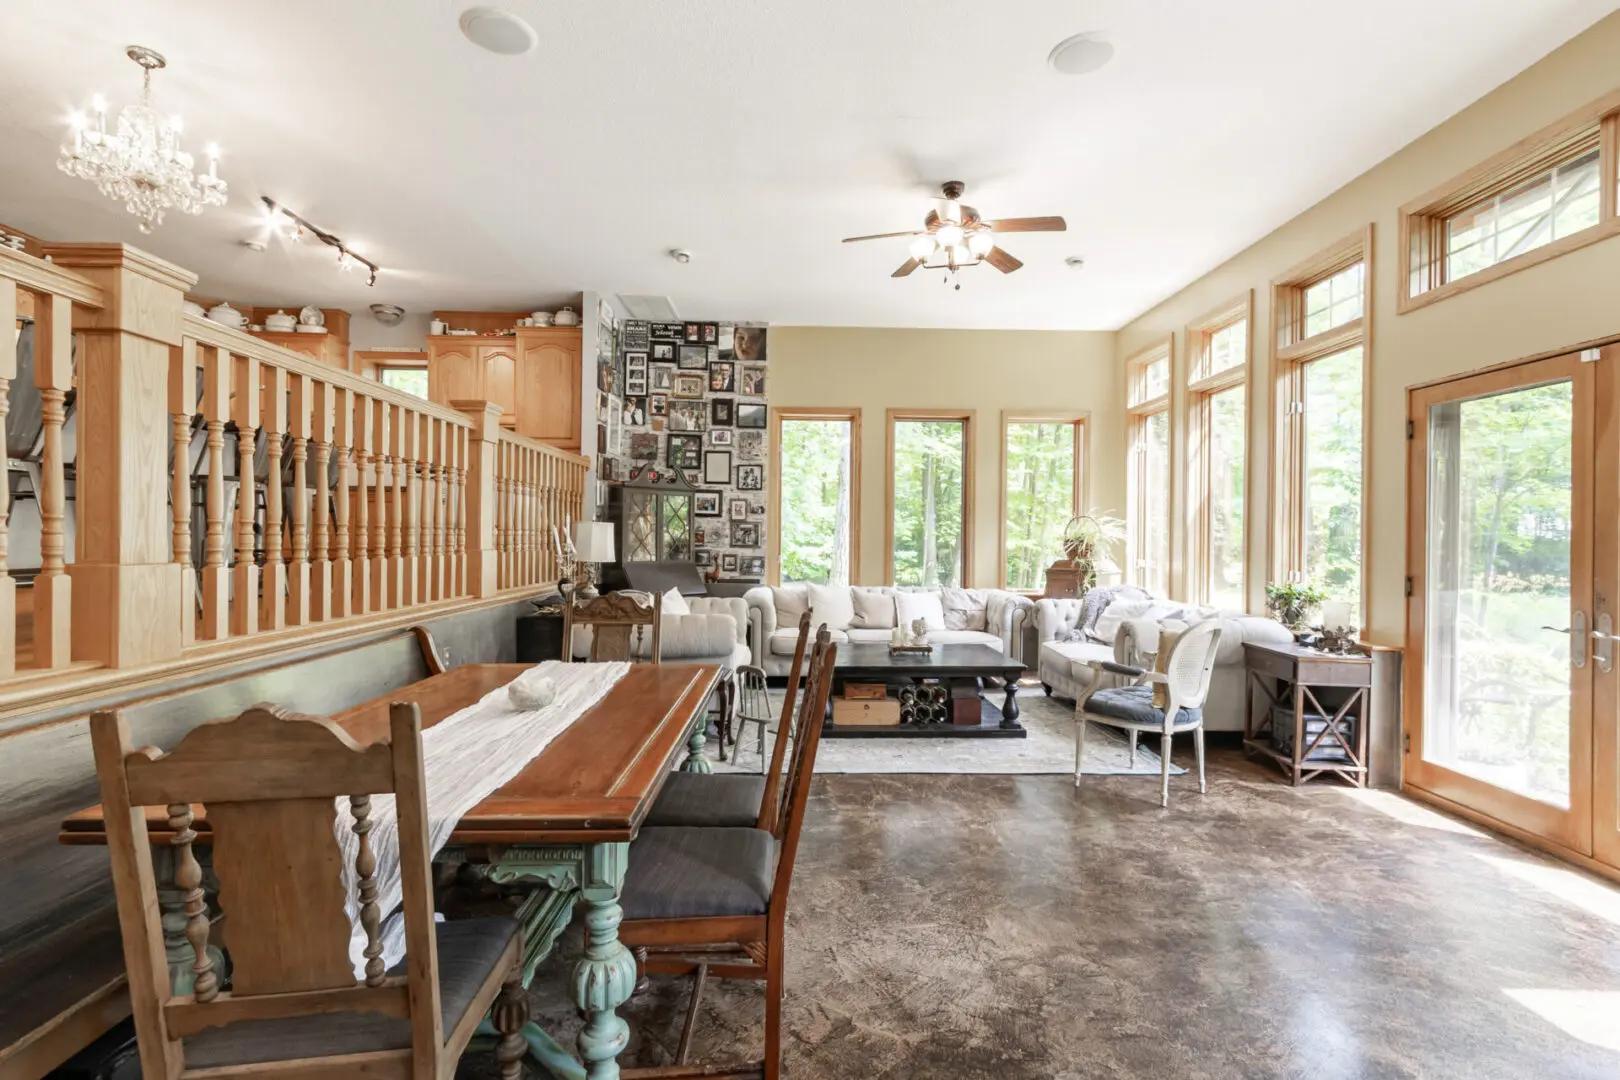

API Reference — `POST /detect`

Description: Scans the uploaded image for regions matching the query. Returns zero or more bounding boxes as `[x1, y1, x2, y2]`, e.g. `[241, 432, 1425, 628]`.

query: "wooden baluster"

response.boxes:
[543, 453, 556, 585]
[286, 373, 312, 626]
[309, 382, 334, 622]
[330, 385, 353, 620]
[384, 404, 404, 608]
[437, 420, 450, 600]
[259, 366, 287, 633]
[199, 345, 230, 640]
[352, 394, 373, 614]
[399, 409, 419, 607]
[513, 445, 525, 588]
[351, 795, 385, 987]
[229, 352, 260, 638]
[167, 803, 218, 1001]
[498, 442, 512, 590]
[416, 414, 434, 604]
[32, 293, 73, 666]
[373, 401, 392, 608]
[0, 285, 15, 672]
[452, 425, 466, 597]
[522, 449, 535, 587]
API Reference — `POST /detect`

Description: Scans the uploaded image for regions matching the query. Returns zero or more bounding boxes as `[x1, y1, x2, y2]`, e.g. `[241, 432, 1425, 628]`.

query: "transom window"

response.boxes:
[1302, 262, 1364, 338]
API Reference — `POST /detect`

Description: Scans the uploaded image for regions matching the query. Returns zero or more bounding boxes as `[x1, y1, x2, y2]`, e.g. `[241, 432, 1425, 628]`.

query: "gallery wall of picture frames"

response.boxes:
[600, 320, 770, 583]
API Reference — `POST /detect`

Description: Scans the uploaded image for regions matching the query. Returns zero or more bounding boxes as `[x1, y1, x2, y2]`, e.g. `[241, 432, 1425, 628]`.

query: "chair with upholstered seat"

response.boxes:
[644, 610, 813, 830]
[1073, 620, 1224, 807]
[616, 627, 836, 1080]
[89, 700, 529, 1079]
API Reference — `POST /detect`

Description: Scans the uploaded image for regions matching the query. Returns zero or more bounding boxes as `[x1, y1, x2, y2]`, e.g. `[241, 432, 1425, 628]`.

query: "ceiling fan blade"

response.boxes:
[985, 247, 1023, 273]
[987, 216, 1067, 233]
[842, 230, 923, 243]
[892, 258, 921, 278]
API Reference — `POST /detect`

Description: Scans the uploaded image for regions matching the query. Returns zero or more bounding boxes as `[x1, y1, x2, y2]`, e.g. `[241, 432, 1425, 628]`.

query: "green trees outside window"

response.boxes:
[778, 419, 853, 584]
[1003, 421, 1079, 591]
[1301, 346, 1364, 619]
[892, 420, 966, 587]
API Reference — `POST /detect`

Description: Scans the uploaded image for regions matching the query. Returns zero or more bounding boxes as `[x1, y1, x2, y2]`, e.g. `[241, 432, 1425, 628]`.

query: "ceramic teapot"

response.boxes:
[264, 309, 297, 332]
[552, 305, 579, 326]
[206, 302, 245, 329]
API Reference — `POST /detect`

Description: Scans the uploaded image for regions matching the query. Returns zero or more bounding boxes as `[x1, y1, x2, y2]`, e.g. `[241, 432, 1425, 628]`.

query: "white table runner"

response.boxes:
[336, 660, 630, 975]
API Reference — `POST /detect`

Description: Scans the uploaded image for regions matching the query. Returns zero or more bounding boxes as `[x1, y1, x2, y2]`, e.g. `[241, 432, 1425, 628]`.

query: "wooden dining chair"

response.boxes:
[644, 609, 814, 830]
[561, 590, 662, 662]
[615, 627, 836, 1080]
[88, 701, 530, 1079]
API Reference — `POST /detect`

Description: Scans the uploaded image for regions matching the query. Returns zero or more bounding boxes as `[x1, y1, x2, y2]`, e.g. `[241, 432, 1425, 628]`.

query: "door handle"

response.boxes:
[1542, 611, 1589, 668]
[1594, 613, 1615, 674]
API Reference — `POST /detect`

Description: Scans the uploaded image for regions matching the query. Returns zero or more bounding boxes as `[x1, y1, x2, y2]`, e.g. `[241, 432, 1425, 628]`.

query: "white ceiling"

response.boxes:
[0, 1, 1611, 330]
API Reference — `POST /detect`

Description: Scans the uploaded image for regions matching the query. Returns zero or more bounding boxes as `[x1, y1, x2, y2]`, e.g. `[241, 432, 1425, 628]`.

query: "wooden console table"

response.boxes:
[1243, 641, 1370, 786]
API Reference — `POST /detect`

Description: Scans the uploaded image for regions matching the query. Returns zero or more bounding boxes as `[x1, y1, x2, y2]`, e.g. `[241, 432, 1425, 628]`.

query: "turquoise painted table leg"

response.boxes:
[572, 843, 638, 1079]
[680, 678, 724, 773]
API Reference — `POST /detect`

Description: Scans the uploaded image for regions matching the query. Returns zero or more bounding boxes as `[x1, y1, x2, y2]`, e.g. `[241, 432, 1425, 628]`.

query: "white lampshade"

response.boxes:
[572, 520, 616, 563]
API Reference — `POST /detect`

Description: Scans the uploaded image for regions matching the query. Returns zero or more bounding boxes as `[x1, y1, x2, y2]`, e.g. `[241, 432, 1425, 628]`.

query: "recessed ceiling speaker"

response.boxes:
[1048, 32, 1114, 76]
[370, 303, 406, 326]
[459, 7, 538, 55]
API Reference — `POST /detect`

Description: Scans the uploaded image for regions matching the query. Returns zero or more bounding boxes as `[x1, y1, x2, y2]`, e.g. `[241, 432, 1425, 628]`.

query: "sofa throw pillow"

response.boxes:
[940, 587, 988, 631]
[850, 588, 897, 629]
[806, 583, 856, 632]
[773, 585, 809, 632]
[1152, 626, 1184, 710]
[1078, 585, 1150, 637]
[1091, 599, 1154, 645]
[895, 590, 946, 633]
[662, 587, 690, 616]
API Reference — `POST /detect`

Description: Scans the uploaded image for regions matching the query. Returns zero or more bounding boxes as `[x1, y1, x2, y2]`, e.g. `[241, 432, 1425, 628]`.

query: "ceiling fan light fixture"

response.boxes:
[936, 223, 965, 248]
[1048, 32, 1114, 76]
[967, 231, 994, 257]
[908, 235, 936, 262]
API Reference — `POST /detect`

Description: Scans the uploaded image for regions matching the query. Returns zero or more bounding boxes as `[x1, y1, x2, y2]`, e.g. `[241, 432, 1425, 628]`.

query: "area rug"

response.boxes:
[711, 688, 1184, 777]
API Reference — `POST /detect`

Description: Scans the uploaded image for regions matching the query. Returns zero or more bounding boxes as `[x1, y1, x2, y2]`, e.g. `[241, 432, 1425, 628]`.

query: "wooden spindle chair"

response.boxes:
[615, 626, 837, 1080]
[561, 590, 662, 662]
[643, 609, 814, 830]
[89, 701, 529, 1079]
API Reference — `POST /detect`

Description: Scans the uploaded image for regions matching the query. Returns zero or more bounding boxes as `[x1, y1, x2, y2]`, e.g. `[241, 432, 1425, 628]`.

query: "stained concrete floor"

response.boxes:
[460, 748, 1620, 1079]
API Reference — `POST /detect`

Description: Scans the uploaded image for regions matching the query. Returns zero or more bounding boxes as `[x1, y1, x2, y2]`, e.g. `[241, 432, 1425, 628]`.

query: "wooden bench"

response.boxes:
[0, 627, 447, 1080]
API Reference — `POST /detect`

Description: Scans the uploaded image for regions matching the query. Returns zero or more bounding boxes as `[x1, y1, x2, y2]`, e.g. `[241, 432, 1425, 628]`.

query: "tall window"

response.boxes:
[888, 411, 973, 587]
[1401, 93, 1620, 312]
[1187, 300, 1249, 610]
[1001, 413, 1086, 591]
[1125, 342, 1171, 595]
[378, 366, 429, 399]
[772, 408, 860, 585]
[1275, 229, 1371, 625]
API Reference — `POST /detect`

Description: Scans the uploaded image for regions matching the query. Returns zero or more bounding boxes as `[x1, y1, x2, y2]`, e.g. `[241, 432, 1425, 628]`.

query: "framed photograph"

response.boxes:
[710, 398, 734, 426]
[596, 424, 607, 454]
[736, 464, 763, 491]
[677, 344, 709, 370]
[683, 322, 702, 343]
[717, 324, 735, 360]
[597, 358, 616, 395]
[650, 341, 676, 362]
[667, 433, 702, 470]
[736, 430, 763, 462]
[651, 322, 684, 340]
[704, 450, 732, 485]
[695, 548, 716, 569]
[669, 399, 706, 432]
[673, 372, 706, 399]
[621, 321, 650, 350]
[736, 402, 767, 429]
[734, 325, 768, 364]
[630, 432, 659, 461]
[694, 525, 708, 545]
[651, 417, 666, 432]
[625, 350, 648, 370]
[625, 373, 647, 397]
[721, 553, 739, 574]
[650, 364, 675, 392]
[709, 427, 733, 446]
[600, 456, 616, 481]
[740, 556, 764, 578]
[649, 393, 669, 417]
[694, 490, 721, 517]
[607, 395, 623, 456]
[708, 361, 735, 393]
[595, 390, 610, 425]
[729, 498, 748, 520]
[702, 322, 719, 344]
[740, 364, 767, 396]
[750, 501, 766, 516]
[623, 396, 647, 427]
[730, 520, 761, 548]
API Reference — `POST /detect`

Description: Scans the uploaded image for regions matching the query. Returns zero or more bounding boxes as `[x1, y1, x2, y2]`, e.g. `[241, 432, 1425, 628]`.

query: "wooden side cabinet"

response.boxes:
[515, 326, 581, 451]
[1243, 641, 1371, 787]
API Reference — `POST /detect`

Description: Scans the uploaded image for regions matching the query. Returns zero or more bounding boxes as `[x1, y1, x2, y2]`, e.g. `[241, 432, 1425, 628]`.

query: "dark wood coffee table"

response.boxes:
[824, 643, 1027, 739]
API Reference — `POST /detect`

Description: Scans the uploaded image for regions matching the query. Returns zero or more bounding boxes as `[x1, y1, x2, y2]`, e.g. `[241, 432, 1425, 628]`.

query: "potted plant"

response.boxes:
[1265, 581, 1328, 632]
[1054, 513, 1125, 592]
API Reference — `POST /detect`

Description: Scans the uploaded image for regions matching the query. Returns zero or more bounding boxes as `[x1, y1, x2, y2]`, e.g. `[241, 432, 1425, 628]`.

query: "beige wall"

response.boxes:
[769, 326, 1121, 589]
[1115, 11, 1620, 645]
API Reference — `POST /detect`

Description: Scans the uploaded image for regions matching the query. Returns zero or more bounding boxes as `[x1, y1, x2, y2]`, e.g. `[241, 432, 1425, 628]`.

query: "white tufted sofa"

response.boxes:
[1035, 595, 1292, 731]
[744, 585, 1032, 676]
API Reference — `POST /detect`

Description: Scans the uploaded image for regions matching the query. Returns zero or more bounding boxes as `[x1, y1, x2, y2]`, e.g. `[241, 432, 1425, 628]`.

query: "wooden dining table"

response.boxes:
[60, 660, 723, 1080]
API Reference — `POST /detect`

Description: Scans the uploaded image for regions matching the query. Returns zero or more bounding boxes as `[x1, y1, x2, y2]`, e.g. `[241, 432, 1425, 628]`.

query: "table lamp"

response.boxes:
[571, 521, 616, 600]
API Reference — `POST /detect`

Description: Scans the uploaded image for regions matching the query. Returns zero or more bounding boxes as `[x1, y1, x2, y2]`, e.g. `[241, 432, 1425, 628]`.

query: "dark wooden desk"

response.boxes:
[62, 661, 722, 1080]
[1243, 642, 1370, 786]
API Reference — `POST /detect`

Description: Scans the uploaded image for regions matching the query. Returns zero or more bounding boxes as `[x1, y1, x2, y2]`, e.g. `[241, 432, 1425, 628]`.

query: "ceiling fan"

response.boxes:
[841, 181, 1066, 280]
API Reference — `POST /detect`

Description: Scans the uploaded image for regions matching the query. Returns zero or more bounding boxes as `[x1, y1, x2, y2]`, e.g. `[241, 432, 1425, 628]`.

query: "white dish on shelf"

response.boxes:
[295, 324, 327, 334]
[264, 309, 297, 332]
[183, 301, 207, 318]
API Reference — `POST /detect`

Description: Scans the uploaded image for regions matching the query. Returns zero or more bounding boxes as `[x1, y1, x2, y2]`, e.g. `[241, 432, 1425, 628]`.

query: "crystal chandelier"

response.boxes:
[59, 46, 227, 233]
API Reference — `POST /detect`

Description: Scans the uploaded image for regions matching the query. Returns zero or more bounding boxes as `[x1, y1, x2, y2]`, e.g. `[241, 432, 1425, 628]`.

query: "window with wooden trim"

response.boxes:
[1125, 341, 1171, 595]
[771, 408, 861, 585]
[1187, 299, 1250, 609]
[1400, 92, 1620, 312]
[1000, 413, 1087, 591]
[378, 366, 429, 399]
[887, 410, 973, 587]
[1274, 228, 1372, 626]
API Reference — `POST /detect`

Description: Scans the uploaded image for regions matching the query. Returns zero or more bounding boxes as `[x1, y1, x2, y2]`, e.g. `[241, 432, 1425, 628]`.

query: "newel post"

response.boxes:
[452, 401, 502, 598]
[42, 244, 195, 667]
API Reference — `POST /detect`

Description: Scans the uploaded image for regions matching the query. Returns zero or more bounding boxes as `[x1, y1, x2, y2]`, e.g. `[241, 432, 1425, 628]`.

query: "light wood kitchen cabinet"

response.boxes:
[425, 326, 581, 450]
